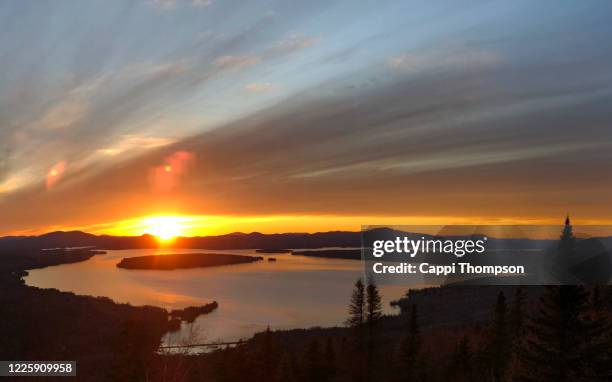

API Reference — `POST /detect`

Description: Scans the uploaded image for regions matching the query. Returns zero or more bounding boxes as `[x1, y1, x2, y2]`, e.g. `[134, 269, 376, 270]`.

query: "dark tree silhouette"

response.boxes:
[447, 335, 473, 382]
[507, 285, 529, 381]
[519, 285, 610, 381]
[275, 351, 298, 382]
[511, 286, 527, 338]
[346, 278, 365, 328]
[366, 278, 383, 333]
[486, 291, 511, 382]
[346, 278, 367, 381]
[397, 304, 424, 381]
[558, 215, 576, 256]
[254, 326, 279, 381]
[323, 337, 336, 382]
[302, 339, 325, 382]
[519, 219, 611, 381]
[365, 278, 383, 381]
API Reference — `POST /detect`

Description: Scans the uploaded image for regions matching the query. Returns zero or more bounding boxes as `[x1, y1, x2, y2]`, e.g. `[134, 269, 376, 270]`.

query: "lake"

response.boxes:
[24, 249, 408, 345]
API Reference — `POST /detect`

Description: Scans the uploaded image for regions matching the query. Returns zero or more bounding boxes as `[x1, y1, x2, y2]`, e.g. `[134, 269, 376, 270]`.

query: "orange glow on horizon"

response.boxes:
[10, 213, 611, 239]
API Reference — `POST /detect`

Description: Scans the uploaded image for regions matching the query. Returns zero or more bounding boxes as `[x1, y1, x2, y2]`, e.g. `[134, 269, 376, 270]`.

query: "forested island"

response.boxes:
[292, 249, 361, 259]
[116, 253, 263, 270]
[255, 248, 291, 253]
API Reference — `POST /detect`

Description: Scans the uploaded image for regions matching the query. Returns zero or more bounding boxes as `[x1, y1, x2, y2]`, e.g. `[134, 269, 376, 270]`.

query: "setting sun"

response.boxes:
[142, 216, 185, 242]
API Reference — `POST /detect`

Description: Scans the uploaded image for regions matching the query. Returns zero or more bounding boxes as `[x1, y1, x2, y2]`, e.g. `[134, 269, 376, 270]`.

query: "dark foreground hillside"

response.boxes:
[2, 264, 612, 381]
[0, 272, 170, 382]
[143, 283, 612, 382]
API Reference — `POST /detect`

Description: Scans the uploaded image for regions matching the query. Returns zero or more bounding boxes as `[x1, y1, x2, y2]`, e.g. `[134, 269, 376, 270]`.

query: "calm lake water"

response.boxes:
[25, 249, 407, 345]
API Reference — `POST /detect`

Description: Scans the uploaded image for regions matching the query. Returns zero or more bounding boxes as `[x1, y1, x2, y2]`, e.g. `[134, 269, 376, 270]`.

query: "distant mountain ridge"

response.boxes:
[2, 228, 612, 253]
[0, 230, 362, 252]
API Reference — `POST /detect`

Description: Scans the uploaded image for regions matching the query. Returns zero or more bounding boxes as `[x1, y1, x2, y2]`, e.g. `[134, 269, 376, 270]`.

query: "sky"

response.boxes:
[1, 0, 612, 235]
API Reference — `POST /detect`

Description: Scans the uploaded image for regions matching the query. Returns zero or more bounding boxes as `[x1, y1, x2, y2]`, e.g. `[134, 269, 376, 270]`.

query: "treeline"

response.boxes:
[442, 285, 612, 381]
[148, 282, 612, 382]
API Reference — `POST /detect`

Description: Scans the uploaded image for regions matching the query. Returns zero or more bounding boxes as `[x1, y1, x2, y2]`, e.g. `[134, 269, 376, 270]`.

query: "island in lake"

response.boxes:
[291, 249, 361, 259]
[255, 248, 291, 254]
[116, 253, 263, 270]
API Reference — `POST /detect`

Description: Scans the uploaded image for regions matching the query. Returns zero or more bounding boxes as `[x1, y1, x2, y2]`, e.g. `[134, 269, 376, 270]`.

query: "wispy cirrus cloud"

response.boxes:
[211, 35, 319, 73]
[214, 55, 261, 71]
[0, 174, 28, 194]
[97, 135, 175, 157]
[32, 98, 89, 130]
[271, 35, 320, 55]
[389, 46, 499, 74]
[244, 82, 278, 93]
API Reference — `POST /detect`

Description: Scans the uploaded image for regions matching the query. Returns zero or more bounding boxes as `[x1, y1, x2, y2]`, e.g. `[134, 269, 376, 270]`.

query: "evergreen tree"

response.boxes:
[519, 285, 610, 381]
[398, 304, 422, 381]
[507, 286, 528, 381]
[486, 292, 511, 382]
[558, 215, 576, 256]
[323, 337, 336, 382]
[275, 351, 298, 382]
[347, 278, 366, 328]
[518, 218, 612, 381]
[365, 279, 383, 382]
[346, 279, 367, 382]
[510, 286, 527, 339]
[302, 339, 324, 382]
[447, 336, 472, 381]
[365, 279, 383, 333]
[255, 326, 279, 381]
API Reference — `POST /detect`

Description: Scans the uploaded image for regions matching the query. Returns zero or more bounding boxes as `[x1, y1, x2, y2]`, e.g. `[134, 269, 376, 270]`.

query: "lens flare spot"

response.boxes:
[149, 151, 194, 192]
[46, 161, 67, 189]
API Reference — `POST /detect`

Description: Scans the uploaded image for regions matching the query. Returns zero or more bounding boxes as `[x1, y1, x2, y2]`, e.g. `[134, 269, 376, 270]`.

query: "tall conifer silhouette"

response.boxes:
[487, 292, 511, 382]
[347, 278, 365, 328]
[398, 304, 423, 381]
[519, 217, 611, 381]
